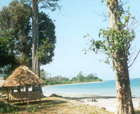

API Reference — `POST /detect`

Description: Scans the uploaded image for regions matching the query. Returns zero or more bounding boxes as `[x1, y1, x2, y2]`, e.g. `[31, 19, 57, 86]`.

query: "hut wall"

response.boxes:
[9, 91, 42, 101]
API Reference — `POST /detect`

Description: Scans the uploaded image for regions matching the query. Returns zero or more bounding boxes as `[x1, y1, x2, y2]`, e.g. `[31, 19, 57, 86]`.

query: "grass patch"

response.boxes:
[0, 99, 19, 113]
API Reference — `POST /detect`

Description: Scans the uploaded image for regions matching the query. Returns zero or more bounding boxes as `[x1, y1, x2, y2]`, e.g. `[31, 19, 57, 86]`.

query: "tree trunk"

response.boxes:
[32, 0, 40, 77]
[106, 0, 134, 114]
[114, 52, 134, 114]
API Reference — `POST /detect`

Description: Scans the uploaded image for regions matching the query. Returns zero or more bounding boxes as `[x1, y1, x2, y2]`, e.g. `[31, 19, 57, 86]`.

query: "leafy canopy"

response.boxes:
[0, 1, 31, 73]
[0, 1, 56, 74]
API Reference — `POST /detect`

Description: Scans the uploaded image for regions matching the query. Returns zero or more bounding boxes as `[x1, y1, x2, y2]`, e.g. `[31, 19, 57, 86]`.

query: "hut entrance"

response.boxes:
[2, 66, 44, 103]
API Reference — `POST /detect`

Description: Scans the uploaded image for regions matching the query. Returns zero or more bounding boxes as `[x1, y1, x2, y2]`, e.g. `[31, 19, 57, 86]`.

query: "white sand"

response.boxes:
[43, 92, 140, 112]
[83, 98, 140, 112]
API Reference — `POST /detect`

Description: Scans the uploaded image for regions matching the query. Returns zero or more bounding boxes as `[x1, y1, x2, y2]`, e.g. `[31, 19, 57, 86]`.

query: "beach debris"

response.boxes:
[49, 93, 62, 97]
[101, 107, 106, 110]
[87, 99, 98, 102]
[93, 99, 98, 102]
[78, 99, 98, 103]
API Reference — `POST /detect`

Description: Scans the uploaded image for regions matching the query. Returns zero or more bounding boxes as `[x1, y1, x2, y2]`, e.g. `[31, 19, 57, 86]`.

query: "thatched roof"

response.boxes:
[2, 66, 44, 87]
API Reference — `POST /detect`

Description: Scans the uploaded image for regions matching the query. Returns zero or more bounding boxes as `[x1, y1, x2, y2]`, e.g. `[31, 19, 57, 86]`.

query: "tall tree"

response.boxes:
[0, 1, 56, 77]
[106, 1, 134, 113]
[31, 0, 59, 77]
[87, 0, 136, 113]
[32, 0, 39, 76]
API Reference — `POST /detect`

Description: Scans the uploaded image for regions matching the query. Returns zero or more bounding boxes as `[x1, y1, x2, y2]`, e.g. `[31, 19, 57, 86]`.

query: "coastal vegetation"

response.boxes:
[40, 70, 102, 85]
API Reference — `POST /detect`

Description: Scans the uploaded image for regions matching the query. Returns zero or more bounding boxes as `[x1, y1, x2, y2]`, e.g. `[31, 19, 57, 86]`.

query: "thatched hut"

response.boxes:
[2, 65, 44, 102]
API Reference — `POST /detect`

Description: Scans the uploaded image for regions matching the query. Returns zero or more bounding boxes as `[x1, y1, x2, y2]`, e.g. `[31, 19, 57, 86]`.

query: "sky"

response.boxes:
[0, 0, 140, 80]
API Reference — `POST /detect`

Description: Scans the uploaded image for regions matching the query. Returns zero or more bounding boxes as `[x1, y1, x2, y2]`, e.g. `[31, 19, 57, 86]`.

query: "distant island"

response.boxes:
[41, 71, 102, 85]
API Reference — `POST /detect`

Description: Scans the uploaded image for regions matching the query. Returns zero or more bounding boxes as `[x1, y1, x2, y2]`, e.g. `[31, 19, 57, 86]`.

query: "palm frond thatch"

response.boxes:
[2, 65, 44, 87]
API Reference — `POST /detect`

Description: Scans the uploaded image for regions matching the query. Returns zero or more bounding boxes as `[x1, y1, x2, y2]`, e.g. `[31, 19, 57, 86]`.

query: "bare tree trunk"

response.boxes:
[106, 0, 134, 114]
[114, 52, 134, 114]
[32, 0, 39, 77]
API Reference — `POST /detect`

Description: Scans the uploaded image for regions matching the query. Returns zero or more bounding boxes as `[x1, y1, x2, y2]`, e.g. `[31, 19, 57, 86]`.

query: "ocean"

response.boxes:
[42, 78, 140, 97]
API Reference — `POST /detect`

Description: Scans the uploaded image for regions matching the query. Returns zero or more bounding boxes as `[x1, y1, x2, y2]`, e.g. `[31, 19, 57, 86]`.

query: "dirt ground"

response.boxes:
[0, 97, 140, 114]
[0, 97, 113, 114]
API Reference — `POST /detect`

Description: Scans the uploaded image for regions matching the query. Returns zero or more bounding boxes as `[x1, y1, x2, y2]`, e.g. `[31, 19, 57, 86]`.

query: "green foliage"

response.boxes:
[38, 12, 56, 65]
[0, 1, 31, 74]
[39, 0, 60, 11]
[26, 106, 38, 113]
[22, 0, 60, 11]
[0, 108, 4, 113]
[0, 104, 18, 113]
[40, 69, 47, 80]
[6, 107, 11, 113]
[44, 75, 70, 85]
[77, 71, 84, 82]
[43, 72, 102, 85]
[0, 1, 56, 76]
[101, 0, 105, 3]
[40, 69, 51, 80]
[74, 72, 102, 83]
[87, 2, 136, 69]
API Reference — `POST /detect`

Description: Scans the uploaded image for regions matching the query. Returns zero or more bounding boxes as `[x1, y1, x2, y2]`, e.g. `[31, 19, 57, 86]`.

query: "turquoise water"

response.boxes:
[42, 78, 140, 97]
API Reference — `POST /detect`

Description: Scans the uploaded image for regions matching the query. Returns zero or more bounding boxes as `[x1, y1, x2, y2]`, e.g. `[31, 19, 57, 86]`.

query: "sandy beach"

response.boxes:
[83, 98, 140, 112]
[43, 92, 140, 113]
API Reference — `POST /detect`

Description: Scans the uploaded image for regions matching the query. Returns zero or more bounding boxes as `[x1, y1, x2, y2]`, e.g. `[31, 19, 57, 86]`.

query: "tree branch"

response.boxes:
[129, 50, 140, 68]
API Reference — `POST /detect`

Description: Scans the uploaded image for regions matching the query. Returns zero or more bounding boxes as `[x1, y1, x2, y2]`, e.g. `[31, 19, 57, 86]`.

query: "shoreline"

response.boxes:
[42, 79, 140, 112]
[43, 92, 140, 99]
[42, 81, 103, 87]
[43, 92, 140, 113]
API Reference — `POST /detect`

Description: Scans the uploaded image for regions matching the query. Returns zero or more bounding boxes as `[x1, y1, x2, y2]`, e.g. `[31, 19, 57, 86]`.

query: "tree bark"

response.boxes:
[106, 0, 134, 114]
[114, 51, 134, 114]
[32, 0, 40, 77]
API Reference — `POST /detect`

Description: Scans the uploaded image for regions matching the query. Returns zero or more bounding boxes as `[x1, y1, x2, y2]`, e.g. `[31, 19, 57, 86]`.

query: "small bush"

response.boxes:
[0, 100, 6, 107]
[0, 104, 18, 113]
[0, 108, 4, 113]
[6, 106, 11, 113]
[26, 106, 38, 113]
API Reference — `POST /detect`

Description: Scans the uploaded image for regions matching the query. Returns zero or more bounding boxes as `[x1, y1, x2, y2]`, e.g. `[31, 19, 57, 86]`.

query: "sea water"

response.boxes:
[42, 78, 140, 97]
